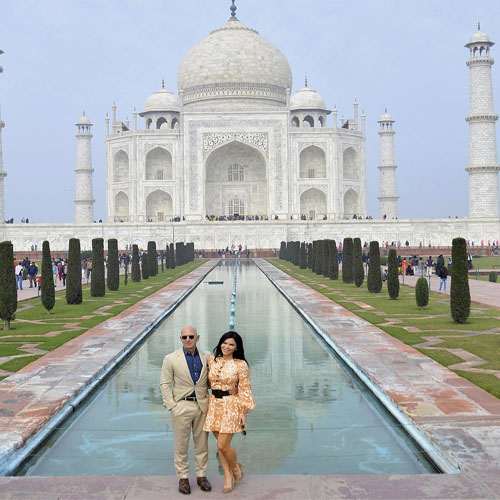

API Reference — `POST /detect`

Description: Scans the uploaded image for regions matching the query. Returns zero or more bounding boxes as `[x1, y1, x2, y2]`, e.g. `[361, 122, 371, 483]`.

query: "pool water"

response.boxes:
[19, 261, 435, 475]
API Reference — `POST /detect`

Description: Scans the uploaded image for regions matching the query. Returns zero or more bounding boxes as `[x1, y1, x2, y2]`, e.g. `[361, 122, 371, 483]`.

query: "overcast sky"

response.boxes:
[1, 0, 499, 222]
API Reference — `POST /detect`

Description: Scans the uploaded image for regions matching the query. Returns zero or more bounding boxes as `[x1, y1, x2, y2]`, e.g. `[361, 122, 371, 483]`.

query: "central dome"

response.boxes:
[178, 16, 292, 108]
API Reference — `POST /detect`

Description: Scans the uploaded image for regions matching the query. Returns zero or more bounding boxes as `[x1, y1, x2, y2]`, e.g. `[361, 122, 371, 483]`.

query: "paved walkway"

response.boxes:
[400, 273, 500, 309]
[15, 278, 68, 301]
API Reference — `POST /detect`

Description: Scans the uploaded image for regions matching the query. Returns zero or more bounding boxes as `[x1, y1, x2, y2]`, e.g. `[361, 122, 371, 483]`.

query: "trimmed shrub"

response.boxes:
[367, 241, 382, 293]
[187, 243, 195, 262]
[489, 271, 497, 283]
[328, 240, 338, 280]
[91, 238, 105, 297]
[106, 239, 120, 291]
[353, 238, 364, 287]
[41, 240, 55, 312]
[450, 237, 470, 323]
[160, 251, 164, 272]
[299, 242, 307, 269]
[131, 244, 141, 282]
[141, 252, 149, 279]
[0, 241, 17, 329]
[342, 238, 353, 283]
[387, 249, 399, 299]
[66, 238, 82, 304]
[147, 241, 157, 277]
[307, 243, 313, 269]
[321, 240, 329, 277]
[279, 241, 286, 260]
[415, 277, 429, 307]
[170, 243, 176, 269]
[176, 242, 184, 266]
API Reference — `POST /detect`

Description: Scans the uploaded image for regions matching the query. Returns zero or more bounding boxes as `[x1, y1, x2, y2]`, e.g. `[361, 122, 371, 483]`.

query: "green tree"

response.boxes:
[176, 242, 184, 266]
[387, 248, 400, 300]
[415, 277, 429, 307]
[131, 245, 141, 282]
[66, 238, 82, 304]
[141, 251, 149, 279]
[41, 240, 55, 312]
[91, 238, 105, 297]
[147, 241, 157, 277]
[307, 243, 313, 269]
[106, 239, 120, 291]
[450, 237, 471, 323]
[160, 251, 164, 272]
[353, 238, 364, 287]
[489, 271, 498, 283]
[0, 241, 17, 329]
[187, 242, 195, 262]
[170, 243, 176, 269]
[299, 242, 307, 268]
[342, 238, 353, 283]
[279, 241, 286, 260]
[367, 241, 382, 293]
[328, 240, 338, 280]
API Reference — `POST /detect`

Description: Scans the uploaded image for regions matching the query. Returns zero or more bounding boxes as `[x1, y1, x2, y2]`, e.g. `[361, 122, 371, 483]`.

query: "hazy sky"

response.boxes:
[1, 0, 500, 222]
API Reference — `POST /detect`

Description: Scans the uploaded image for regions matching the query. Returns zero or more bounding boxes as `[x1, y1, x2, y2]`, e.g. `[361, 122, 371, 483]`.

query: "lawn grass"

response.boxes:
[0, 261, 206, 374]
[471, 256, 500, 269]
[269, 258, 500, 399]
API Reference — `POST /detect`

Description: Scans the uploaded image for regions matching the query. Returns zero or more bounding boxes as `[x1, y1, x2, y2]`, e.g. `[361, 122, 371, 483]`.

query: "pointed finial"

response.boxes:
[385, 107, 388, 113]
[161, 79, 165, 89]
[304, 74, 308, 87]
[230, 0, 237, 18]
[478, 21, 481, 31]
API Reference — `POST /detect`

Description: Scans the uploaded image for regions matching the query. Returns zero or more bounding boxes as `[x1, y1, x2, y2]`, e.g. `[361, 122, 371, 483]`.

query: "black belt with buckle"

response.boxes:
[212, 389, 231, 399]
[182, 392, 197, 401]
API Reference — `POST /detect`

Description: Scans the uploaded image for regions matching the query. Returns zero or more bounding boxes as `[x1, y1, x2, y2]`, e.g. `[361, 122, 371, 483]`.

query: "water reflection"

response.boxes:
[19, 261, 434, 476]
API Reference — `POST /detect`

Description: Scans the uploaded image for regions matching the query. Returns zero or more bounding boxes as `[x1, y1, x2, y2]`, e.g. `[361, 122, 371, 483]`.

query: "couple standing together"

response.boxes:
[160, 326, 255, 495]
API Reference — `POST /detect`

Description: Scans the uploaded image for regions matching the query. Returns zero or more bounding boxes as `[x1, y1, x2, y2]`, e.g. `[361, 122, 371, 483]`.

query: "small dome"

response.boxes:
[378, 110, 394, 122]
[290, 86, 327, 111]
[142, 88, 180, 114]
[466, 30, 494, 47]
[76, 113, 92, 125]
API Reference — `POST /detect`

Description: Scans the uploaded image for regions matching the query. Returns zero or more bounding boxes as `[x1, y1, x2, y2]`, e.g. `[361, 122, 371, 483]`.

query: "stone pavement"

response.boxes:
[400, 273, 500, 309]
[0, 260, 217, 476]
[15, 278, 68, 302]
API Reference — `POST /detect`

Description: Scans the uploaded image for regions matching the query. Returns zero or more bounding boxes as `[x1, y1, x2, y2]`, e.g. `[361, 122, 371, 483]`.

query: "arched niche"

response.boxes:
[299, 145, 326, 178]
[145, 147, 173, 181]
[300, 188, 327, 220]
[115, 191, 129, 221]
[171, 117, 179, 129]
[303, 115, 314, 128]
[146, 190, 173, 222]
[205, 141, 267, 217]
[156, 117, 168, 129]
[291, 116, 300, 128]
[344, 189, 359, 218]
[113, 150, 129, 182]
[343, 147, 358, 180]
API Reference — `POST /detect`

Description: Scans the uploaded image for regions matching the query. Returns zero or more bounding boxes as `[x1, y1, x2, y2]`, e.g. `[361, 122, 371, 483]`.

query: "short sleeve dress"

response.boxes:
[203, 356, 255, 434]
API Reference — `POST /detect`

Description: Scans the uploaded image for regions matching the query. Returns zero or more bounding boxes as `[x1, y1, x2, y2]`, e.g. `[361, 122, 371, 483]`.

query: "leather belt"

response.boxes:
[212, 389, 231, 399]
[182, 392, 197, 401]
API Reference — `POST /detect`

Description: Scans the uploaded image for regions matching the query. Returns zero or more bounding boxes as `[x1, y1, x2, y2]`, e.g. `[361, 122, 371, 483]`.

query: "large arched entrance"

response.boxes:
[146, 190, 173, 222]
[145, 147, 172, 180]
[300, 188, 327, 220]
[344, 189, 359, 218]
[205, 142, 267, 217]
[114, 191, 129, 222]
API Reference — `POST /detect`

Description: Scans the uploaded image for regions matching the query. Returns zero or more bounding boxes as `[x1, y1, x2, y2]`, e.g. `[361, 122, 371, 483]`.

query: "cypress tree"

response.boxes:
[307, 243, 313, 269]
[107, 239, 120, 291]
[279, 241, 286, 259]
[312, 241, 320, 274]
[450, 237, 471, 323]
[342, 238, 354, 283]
[141, 251, 149, 279]
[367, 241, 382, 293]
[160, 251, 164, 272]
[328, 240, 338, 280]
[353, 238, 365, 287]
[0, 241, 17, 329]
[387, 248, 400, 300]
[91, 238, 105, 297]
[299, 242, 307, 269]
[176, 242, 184, 266]
[147, 241, 157, 277]
[131, 244, 141, 282]
[66, 238, 82, 304]
[41, 240, 55, 312]
[415, 277, 429, 308]
[170, 243, 176, 269]
[187, 242, 195, 262]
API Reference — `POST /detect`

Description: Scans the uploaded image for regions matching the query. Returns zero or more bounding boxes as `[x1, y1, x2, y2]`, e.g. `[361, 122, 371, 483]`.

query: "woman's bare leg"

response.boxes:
[217, 433, 237, 490]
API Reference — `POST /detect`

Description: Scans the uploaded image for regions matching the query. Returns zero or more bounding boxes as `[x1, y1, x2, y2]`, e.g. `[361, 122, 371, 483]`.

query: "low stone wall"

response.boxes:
[1, 217, 499, 251]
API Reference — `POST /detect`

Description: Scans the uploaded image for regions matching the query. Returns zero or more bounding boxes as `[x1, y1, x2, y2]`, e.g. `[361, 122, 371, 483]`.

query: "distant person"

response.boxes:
[15, 262, 24, 290]
[27, 262, 38, 288]
[439, 266, 449, 292]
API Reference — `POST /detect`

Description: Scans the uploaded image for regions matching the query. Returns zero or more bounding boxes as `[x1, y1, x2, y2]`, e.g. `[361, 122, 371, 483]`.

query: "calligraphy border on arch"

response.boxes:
[202, 132, 269, 159]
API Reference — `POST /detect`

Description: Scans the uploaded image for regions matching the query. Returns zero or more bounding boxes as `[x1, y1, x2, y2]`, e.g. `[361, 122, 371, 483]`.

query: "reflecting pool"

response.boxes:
[20, 261, 435, 475]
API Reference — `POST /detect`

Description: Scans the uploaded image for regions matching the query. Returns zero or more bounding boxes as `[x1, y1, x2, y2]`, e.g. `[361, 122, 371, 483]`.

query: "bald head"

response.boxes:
[181, 325, 197, 336]
[180, 325, 199, 352]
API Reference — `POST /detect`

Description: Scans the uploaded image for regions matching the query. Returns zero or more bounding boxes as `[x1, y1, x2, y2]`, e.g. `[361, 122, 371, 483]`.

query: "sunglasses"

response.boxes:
[181, 335, 195, 340]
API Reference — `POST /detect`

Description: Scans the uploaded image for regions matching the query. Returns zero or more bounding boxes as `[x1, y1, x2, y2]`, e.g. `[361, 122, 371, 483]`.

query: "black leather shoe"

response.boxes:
[179, 478, 191, 495]
[197, 477, 212, 492]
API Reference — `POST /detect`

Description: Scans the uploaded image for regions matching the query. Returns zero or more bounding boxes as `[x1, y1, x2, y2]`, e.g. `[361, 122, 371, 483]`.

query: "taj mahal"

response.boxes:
[0, 2, 499, 250]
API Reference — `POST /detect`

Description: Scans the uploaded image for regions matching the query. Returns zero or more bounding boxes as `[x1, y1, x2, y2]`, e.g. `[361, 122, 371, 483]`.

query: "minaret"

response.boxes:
[378, 110, 399, 219]
[465, 26, 499, 218]
[0, 111, 6, 224]
[74, 112, 94, 224]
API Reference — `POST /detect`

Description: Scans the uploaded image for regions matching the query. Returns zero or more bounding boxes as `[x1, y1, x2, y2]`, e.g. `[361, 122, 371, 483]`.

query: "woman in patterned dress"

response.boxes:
[204, 331, 255, 493]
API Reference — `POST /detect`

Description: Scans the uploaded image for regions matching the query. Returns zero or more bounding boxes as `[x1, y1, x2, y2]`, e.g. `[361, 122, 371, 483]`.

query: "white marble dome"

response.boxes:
[77, 112, 92, 125]
[468, 30, 493, 45]
[290, 86, 327, 110]
[178, 17, 292, 106]
[143, 88, 180, 113]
